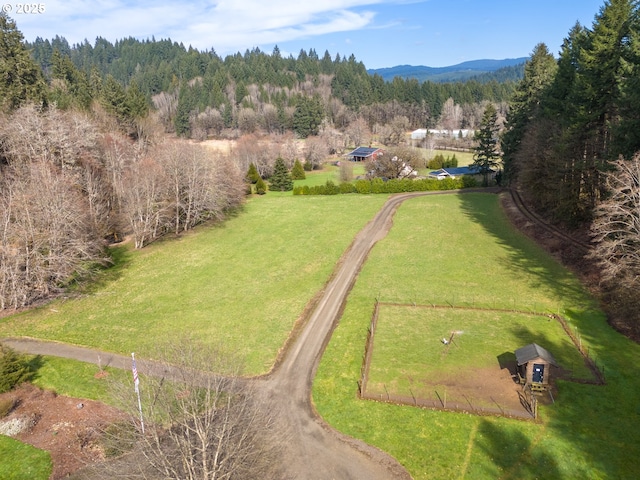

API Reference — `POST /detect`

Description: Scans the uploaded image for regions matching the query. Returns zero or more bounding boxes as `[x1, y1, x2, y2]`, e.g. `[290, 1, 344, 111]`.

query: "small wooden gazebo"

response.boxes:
[514, 343, 558, 390]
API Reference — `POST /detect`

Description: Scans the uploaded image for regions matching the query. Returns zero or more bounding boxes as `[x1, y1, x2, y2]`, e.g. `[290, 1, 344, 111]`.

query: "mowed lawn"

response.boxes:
[0, 194, 387, 375]
[0, 436, 51, 480]
[314, 192, 640, 479]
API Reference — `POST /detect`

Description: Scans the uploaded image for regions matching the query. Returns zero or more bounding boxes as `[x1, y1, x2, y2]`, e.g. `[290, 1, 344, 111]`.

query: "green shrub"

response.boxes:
[0, 345, 33, 393]
[246, 163, 260, 184]
[324, 180, 340, 195]
[291, 159, 306, 180]
[443, 154, 458, 168]
[0, 398, 17, 418]
[355, 179, 371, 194]
[370, 177, 385, 194]
[339, 182, 357, 194]
[255, 177, 267, 195]
[462, 175, 479, 188]
[269, 157, 293, 191]
[427, 154, 445, 170]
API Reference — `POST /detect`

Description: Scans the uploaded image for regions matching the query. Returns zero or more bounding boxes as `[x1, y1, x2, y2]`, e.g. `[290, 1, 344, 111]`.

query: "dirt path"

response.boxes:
[3, 189, 497, 479]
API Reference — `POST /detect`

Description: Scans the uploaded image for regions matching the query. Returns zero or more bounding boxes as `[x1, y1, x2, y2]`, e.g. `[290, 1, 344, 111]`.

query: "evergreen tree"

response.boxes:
[255, 176, 267, 195]
[292, 96, 323, 138]
[0, 14, 47, 111]
[0, 345, 32, 393]
[291, 159, 306, 180]
[246, 162, 260, 183]
[269, 157, 293, 191]
[472, 104, 501, 186]
[501, 43, 557, 184]
[126, 79, 148, 119]
[101, 74, 129, 119]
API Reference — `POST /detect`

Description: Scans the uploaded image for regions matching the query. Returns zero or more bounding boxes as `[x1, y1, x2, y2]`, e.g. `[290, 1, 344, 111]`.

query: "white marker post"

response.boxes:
[131, 352, 145, 434]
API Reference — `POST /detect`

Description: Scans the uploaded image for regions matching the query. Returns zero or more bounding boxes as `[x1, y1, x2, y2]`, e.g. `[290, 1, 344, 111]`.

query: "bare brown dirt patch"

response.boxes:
[0, 383, 124, 479]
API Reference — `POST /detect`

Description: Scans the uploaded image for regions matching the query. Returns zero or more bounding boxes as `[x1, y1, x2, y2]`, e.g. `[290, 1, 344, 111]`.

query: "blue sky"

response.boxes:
[12, 0, 606, 68]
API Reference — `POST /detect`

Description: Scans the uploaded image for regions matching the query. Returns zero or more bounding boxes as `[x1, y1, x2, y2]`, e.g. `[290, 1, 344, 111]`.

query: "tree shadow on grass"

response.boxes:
[456, 192, 588, 307]
[25, 354, 44, 382]
[456, 192, 640, 477]
[78, 244, 133, 295]
[475, 419, 562, 479]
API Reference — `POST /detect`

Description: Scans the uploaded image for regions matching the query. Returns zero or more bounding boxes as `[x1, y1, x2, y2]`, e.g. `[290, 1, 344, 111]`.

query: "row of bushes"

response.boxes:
[427, 154, 459, 170]
[293, 176, 478, 195]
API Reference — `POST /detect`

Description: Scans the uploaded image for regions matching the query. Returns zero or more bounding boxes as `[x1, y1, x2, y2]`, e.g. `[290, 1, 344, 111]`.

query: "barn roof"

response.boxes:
[428, 166, 481, 177]
[514, 343, 558, 367]
[346, 147, 382, 158]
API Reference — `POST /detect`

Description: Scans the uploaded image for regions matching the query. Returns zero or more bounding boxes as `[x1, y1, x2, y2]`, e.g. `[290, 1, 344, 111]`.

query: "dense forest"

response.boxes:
[501, 0, 640, 333]
[24, 34, 516, 138]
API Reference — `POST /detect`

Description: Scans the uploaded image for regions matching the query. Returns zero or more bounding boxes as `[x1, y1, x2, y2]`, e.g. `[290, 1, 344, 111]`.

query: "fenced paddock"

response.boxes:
[359, 302, 604, 419]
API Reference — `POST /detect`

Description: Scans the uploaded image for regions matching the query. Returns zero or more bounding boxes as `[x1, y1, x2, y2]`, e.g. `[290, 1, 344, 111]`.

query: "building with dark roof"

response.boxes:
[345, 147, 384, 162]
[514, 343, 558, 388]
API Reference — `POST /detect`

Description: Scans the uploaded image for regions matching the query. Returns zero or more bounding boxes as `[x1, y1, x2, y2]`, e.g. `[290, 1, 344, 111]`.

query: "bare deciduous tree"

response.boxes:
[156, 141, 244, 235]
[121, 156, 169, 249]
[303, 135, 328, 170]
[102, 340, 285, 480]
[345, 117, 370, 148]
[365, 146, 422, 179]
[0, 104, 98, 169]
[439, 97, 463, 133]
[0, 162, 106, 309]
[590, 154, 640, 285]
[152, 91, 178, 132]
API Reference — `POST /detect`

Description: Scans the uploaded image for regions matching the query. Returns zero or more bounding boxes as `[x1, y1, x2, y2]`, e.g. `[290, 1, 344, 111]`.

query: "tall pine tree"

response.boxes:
[0, 14, 47, 111]
[269, 157, 293, 191]
[472, 104, 501, 187]
[501, 43, 557, 184]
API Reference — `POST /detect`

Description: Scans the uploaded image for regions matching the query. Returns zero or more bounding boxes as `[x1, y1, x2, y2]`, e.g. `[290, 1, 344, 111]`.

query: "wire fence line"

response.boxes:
[357, 300, 605, 421]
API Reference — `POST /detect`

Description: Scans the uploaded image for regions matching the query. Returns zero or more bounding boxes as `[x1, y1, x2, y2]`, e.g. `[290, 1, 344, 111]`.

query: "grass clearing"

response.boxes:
[368, 305, 593, 401]
[0, 436, 51, 480]
[29, 356, 130, 403]
[314, 192, 640, 479]
[0, 194, 388, 375]
[293, 163, 366, 187]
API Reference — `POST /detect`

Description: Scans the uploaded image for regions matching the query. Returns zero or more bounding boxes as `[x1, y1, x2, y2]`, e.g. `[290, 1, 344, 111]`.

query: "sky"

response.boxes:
[9, 0, 607, 69]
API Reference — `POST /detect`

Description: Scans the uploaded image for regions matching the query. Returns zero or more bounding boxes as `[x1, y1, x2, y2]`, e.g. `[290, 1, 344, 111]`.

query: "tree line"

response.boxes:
[25, 31, 517, 139]
[501, 0, 640, 333]
[0, 14, 245, 310]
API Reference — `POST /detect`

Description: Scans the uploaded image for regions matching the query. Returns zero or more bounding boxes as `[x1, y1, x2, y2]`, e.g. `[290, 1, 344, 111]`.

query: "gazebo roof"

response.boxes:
[514, 343, 558, 367]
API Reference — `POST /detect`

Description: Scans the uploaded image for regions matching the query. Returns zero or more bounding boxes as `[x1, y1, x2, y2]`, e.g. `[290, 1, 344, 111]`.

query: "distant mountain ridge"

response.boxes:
[368, 57, 529, 83]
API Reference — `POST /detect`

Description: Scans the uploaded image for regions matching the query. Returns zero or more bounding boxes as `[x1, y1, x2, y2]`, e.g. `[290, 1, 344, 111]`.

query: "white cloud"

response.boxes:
[15, 0, 393, 53]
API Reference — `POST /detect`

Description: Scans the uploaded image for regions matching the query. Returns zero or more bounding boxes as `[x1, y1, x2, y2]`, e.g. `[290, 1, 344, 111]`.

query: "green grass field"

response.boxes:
[423, 148, 475, 167]
[0, 436, 51, 480]
[0, 194, 387, 375]
[314, 192, 640, 479]
[293, 163, 367, 187]
[2, 190, 640, 479]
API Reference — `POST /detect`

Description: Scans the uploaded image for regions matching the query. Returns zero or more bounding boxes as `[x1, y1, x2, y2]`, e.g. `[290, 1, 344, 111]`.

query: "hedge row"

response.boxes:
[293, 176, 478, 195]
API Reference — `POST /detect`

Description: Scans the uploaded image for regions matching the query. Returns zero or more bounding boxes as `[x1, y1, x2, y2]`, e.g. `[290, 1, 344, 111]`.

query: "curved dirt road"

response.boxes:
[4, 189, 497, 479]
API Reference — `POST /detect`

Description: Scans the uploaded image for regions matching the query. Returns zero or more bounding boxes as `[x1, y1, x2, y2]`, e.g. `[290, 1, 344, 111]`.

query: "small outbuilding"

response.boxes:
[514, 343, 558, 389]
[345, 147, 384, 162]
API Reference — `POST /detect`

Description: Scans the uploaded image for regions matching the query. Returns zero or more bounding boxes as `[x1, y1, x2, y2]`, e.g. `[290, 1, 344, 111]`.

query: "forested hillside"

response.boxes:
[368, 59, 526, 83]
[25, 35, 516, 138]
[0, 10, 516, 311]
